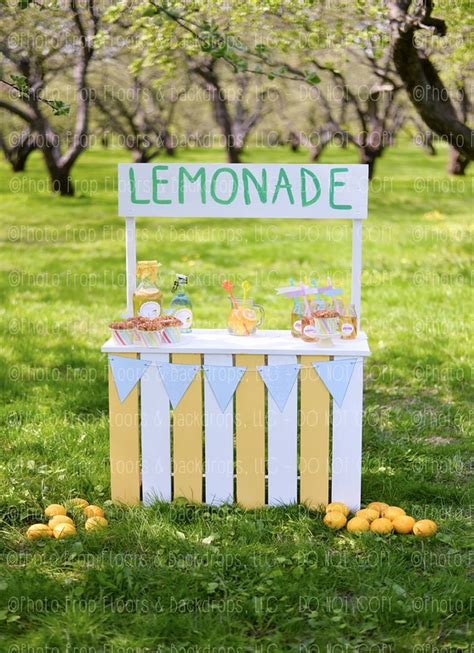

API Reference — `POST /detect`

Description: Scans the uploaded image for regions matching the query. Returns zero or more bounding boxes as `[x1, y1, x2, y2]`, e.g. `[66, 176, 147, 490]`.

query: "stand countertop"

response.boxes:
[102, 329, 371, 357]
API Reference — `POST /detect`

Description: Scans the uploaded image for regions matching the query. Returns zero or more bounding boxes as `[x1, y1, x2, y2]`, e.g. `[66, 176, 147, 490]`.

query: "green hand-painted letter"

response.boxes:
[242, 168, 267, 205]
[329, 167, 352, 210]
[178, 167, 206, 204]
[210, 167, 238, 205]
[301, 168, 321, 207]
[271, 168, 295, 205]
[129, 168, 150, 204]
[152, 165, 172, 204]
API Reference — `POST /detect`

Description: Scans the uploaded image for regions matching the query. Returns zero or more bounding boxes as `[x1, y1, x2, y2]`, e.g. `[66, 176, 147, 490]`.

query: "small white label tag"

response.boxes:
[139, 301, 161, 318]
[303, 324, 317, 338]
[174, 308, 193, 329]
[341, 322, 354, 335]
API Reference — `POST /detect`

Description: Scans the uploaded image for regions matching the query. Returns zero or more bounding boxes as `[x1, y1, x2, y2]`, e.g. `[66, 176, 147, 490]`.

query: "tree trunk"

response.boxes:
[310, 124, 337, 161]
[447, 147, 470, 175]
[358, 146, 379, 179]
[421, 131, 436, 156]
[162, 131, 175, 156]
[132, 149, 148, 163]
[310, 139, 330, 161]
[388, 0, 474, 160]
[0, 129, 37, 172]
[288, 131, 300, 152]
[47, 163, 74, 196]
[11, 144, 34, 172]
[196, 66, 241, 164]
[208, 82, 240, 162]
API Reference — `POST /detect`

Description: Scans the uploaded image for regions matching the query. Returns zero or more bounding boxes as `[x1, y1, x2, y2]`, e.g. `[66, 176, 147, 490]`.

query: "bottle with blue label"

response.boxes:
[169, 274, 193, 333]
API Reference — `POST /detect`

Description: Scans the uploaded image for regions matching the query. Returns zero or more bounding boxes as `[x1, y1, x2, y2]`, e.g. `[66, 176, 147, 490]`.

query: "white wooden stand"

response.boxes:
[104, 163, 370, 509]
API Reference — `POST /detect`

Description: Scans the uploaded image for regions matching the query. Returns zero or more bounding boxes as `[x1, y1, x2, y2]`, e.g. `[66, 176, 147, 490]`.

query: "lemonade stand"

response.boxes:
[101, 163, 370, 510]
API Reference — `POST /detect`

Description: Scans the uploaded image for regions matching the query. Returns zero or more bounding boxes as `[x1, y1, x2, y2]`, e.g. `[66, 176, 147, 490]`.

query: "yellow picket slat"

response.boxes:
[300, 355, 330, 509]
[172, 353, 203, 502]
[235, 354, 265, 508]
[108, 354, 141, 505]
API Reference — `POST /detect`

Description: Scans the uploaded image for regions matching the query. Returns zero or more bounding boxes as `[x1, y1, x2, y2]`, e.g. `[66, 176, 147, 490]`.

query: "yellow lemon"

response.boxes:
[356, 508, 379, 523]
[413, 519, 437, 537]
[382, 506, 406, 520]
[392, 515, 416, 534]
[85, 517, 108, 531]
[367, 502, 389, 514]
[53, 523, 77, 539]
[67, 498, 89, 509]
[26, 524, 53, 540]
[48, 515, 74, 529]
[323, 512, 347, 530]
[44, 504, 66, 518]
[370, 518, 393, 534]
[83, 505, 104, 518]
[325, 502, 350, 517]
[347, 517, 370, 533]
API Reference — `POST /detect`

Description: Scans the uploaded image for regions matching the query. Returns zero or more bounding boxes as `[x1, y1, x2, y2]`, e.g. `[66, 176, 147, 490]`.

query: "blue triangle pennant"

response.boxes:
[203, 365, 246, 412]
[109, 356, 151, 403]
[158, 362, 199, 409]
[312, 358, 358, 407]
[257, 364, 301, 412]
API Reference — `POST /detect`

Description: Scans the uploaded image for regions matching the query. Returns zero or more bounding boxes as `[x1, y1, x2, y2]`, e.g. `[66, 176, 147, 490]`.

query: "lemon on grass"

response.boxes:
[392, 515, 416, 534]
[26, 524, 53, 540]
[85, 517, 108, 531]
[356, 508, 379, 523]
[413, 519, 437, 537]
[325, 502, 350, 517]
[48, 515, 74, 529]
[44, 504, 66, 518]
[367, 502, 389, 515]
[370, 518, 394, 534]
[53, 523, 77, 539]
[323, 512, 347, 530]
[382, 506, 406, 521]
[347, 517, 370, 533]
[67, 498, 89, 509]
[83, 505, 104, 518]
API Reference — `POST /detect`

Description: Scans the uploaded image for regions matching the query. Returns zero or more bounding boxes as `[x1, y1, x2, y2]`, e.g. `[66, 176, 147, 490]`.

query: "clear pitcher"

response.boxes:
[227, 298, 264, 336]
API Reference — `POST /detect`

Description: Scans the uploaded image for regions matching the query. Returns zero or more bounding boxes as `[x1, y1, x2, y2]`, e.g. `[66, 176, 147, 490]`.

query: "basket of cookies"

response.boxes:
[109, 316, 182, 347]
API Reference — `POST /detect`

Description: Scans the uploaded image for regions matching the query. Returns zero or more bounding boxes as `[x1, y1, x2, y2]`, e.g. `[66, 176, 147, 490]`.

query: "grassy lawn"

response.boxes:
[0, 142, 472, 650]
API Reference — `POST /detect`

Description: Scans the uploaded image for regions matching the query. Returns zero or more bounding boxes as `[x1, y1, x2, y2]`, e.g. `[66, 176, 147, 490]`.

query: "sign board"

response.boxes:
[118, 163, 368, 219]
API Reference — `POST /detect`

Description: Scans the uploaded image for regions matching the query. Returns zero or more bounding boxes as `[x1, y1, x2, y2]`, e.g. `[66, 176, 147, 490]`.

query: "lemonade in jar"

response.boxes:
[133, 261, 163, 318]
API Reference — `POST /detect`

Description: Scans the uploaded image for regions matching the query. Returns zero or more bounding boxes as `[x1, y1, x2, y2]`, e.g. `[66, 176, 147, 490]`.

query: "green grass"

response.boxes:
[0, 142, 472, 650]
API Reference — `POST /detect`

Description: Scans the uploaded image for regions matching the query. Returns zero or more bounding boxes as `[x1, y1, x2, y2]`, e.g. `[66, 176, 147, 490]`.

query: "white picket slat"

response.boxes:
[267, 354, 298, 505]
[331, 357, 364, 511]
[140, 353, 171, 504]
[203, 354, 234, 505]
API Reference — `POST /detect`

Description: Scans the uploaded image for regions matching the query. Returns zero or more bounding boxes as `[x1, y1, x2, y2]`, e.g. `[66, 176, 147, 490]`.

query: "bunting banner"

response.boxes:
[257, 363, 301, 412]
[312, 357, 358, 407]
[108, 355, 361, 411]
[158, 362, 200, 409]
[109, 356, 151, 403]
[203, 364, 247, 412]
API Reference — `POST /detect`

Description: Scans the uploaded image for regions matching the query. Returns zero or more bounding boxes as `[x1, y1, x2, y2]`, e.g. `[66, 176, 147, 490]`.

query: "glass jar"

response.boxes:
[301, 314, 318, 342]
[227, 298, 264, 336]
[291, 304, 303, 338]
[169, 274, 193, 333]
[339, 304, 358, 340]
[133, 260, 163, 318]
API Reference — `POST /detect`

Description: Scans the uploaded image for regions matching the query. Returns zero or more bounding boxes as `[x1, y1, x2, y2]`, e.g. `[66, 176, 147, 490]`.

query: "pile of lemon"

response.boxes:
[26, 498, 108, 540]
[323, 501, 437, 537]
